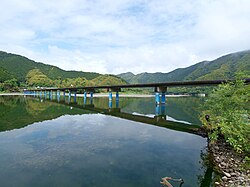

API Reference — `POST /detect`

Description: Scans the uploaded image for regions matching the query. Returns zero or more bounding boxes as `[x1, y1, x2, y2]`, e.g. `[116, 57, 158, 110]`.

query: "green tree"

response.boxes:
[3, 78, 19, 92]
[201, 79, 250, 153]
[26, 69, 53, 87]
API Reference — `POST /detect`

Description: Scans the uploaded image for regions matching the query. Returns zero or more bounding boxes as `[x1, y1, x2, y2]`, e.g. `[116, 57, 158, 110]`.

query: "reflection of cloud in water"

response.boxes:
[0, 114, 206, 186]
[4, 115, 200, 154]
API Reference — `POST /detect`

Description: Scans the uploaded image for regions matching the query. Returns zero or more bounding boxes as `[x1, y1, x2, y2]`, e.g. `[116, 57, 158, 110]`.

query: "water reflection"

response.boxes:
[0, 113, 208, 187]
[34, 93, 204, 125]
[0, 96, 213, 186]
[83, 96, 203, 125]
[0, 96, 93, 132]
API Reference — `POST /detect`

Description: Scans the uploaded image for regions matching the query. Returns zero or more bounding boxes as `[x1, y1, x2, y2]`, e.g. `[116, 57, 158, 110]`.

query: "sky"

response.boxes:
[0, 0, 250, 74]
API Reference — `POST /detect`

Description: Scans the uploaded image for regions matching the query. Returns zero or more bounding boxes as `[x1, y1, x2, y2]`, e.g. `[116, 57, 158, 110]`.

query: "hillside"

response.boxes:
[0, 51, 100, 82]
[117, 50, 250, 84]
[0, 51, 127, 92]
[0, 67, 15, 82]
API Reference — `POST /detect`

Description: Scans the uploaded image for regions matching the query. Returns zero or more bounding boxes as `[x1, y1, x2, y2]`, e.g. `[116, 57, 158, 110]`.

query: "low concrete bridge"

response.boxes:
[25, 78, 250, 105]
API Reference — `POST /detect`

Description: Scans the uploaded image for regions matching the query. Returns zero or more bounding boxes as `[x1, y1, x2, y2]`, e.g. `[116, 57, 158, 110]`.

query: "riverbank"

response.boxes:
[209, 139, 250, 186]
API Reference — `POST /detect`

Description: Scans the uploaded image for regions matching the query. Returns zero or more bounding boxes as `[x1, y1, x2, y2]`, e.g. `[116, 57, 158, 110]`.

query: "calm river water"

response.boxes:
[0, 95, 213, 187]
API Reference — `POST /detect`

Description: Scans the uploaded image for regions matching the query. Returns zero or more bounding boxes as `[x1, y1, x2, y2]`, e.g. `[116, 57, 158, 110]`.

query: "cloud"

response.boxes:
[0, 0, 250, 74]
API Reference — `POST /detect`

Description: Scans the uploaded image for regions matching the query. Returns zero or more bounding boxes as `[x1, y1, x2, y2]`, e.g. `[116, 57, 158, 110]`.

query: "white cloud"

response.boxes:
[0, 0, 250, 74]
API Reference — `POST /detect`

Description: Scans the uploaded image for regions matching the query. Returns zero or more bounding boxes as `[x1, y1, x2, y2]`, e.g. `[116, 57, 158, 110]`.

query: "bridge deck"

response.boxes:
[26, 78, 250, 92]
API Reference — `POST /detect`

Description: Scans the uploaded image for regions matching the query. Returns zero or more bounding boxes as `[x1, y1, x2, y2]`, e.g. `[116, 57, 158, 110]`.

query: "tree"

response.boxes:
[26, 69, 53, 87]
[201, 79, 250, 153]
[3, 78, 19, 92]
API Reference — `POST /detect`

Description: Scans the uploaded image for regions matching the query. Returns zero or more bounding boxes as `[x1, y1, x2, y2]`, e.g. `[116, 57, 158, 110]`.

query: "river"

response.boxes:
[0, 95, 214, 187]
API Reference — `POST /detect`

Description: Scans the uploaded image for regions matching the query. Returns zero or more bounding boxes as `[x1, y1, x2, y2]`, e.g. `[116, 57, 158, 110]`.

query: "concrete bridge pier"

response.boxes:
[63, 91, 66, 101]
[155, 104, 167, 121]
[115, 90, 120, 108]
[109, 100, 112, 108]
[109, 92, 112, 101]
[83, 89, 94, 105]
[50, 91, 53, 100]
[155, 104, 161, 116]
[109, 91, 113, 108]
[39, 91, 42, 97]
[116, 91, 119, 108]
[90, 92, 93, 105]
[83, 92, 87, 105]
[161, 92, 166, 104]
[161, 104, 166, 115]
[155, 92, 160, 105]
[74, 92, 77, 103]
[107, 88, 121, 109]
[68, 91, 71, 103]
[57, 91, 60, 102]
[107, 88, 113, 109]
[155, 87, 167, 105]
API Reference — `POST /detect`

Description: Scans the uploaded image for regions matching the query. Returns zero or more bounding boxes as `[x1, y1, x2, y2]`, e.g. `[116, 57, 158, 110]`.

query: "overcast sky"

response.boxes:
[0, 0, 250, 74]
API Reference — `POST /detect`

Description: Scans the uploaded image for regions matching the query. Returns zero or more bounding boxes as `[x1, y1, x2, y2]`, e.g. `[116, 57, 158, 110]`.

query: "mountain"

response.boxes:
[117, 50, 250, 84]
[0, 51, 100, 82]
[117, 72, 135, 83]
[0, 51, 127, 92]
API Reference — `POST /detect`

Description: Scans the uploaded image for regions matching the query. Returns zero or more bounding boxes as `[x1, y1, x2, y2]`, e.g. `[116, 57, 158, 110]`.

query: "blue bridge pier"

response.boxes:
[63, 91, 66, 101]
[154, 86, 167, 121]
[83, 92, 87, 105]
[68, 91, 71, 103]
[155, 104, 167, 121]
[82, 89, 95, 106]
[57, 91, 61, 102]
[154, 86, 167, 105]
[107, 88, 121, 110]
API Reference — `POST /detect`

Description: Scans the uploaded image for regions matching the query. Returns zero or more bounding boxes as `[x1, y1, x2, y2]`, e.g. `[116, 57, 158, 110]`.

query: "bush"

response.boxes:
[3, 78, 19, 92]
[201, 79, 250, 153]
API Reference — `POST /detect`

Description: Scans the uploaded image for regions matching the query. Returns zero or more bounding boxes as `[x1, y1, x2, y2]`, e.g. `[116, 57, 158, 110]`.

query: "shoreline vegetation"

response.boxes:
[201, 78, 250, 186]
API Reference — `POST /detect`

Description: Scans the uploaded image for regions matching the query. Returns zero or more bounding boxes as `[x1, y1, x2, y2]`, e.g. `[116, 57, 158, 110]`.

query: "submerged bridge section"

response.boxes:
[25, 78, 250, 105]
